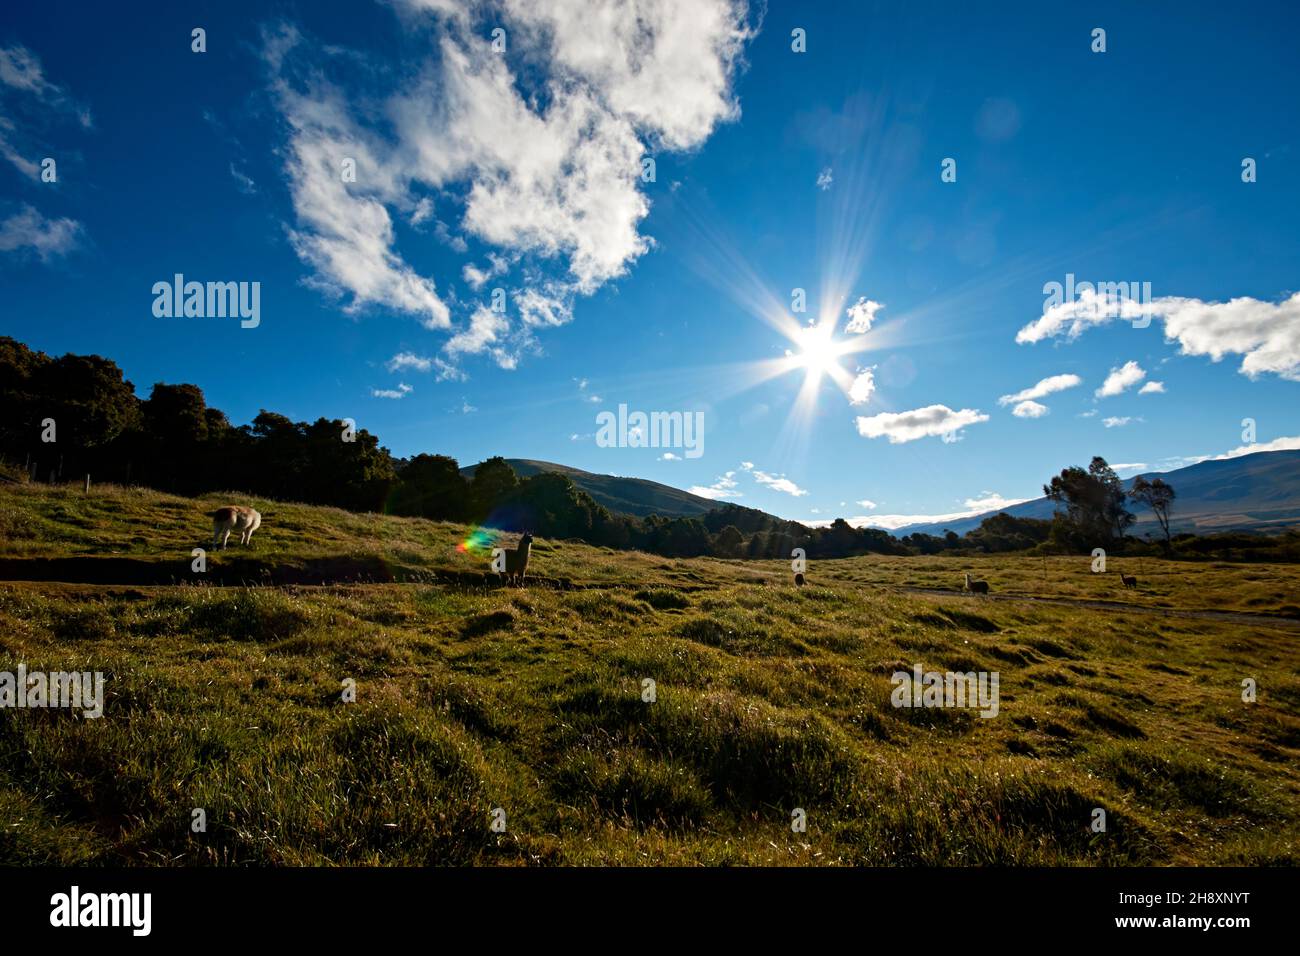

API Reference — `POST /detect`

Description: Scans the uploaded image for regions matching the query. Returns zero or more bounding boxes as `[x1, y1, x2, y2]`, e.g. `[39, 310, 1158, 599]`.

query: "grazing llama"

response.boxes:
[502, 532, 533, 586]
[209, 506, 261, 549]
[963, 572, 990, 595]
[1120, 572, 1138, 589]
[794, 571, 805, 587]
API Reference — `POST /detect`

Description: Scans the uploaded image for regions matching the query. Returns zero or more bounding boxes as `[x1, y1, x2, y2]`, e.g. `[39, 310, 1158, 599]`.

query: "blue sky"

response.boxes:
[3, 0, 1298, 527]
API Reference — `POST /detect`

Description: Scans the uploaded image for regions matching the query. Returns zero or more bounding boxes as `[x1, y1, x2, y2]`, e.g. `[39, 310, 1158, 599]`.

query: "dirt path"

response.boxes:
[898, 585, 1300, 631]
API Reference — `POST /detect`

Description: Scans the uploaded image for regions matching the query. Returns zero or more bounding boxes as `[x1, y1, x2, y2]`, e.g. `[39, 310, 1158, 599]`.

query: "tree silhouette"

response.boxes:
[1044, 456, 1134, 548]
[1129, 475, 1176, 551]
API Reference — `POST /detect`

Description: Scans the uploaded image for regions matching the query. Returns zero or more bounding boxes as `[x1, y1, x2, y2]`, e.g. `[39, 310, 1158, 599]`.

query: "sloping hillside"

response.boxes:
[888, 449, 1300, 537]
[461, 458, 722, 518]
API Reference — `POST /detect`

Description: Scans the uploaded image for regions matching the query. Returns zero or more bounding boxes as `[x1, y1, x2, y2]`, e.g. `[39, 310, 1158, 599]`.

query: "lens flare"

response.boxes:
[456, 526, 499, 554]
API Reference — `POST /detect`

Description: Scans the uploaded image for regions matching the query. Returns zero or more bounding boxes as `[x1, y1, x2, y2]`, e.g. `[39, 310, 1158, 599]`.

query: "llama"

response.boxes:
[963, 572, 989, 595]
[794, 572, 805, 587]
[210, 506, 261, 549]
[502, 532, 533, 586]
[1120, 573, 1138, 589]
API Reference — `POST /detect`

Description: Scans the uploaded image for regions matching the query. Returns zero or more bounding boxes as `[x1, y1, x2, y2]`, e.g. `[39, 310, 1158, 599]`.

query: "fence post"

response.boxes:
[84, 474, 91, 494]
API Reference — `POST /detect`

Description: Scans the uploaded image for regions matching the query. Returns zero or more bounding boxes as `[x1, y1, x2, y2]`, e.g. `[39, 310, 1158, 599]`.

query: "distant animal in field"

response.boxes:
[963, 572, 989, 595]
[1120, 573, 1138, 589]
[794, 572, 805, 587]
[502, 532, 533, 586]
[209, 506, 261, 549]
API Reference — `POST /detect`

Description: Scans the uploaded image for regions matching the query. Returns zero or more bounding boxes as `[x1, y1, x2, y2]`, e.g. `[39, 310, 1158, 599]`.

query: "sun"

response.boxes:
[793, 322, 844, 378]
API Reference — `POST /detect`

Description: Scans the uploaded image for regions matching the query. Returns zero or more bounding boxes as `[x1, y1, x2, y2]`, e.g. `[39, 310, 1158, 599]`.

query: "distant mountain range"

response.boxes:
[465, 450, 1300, 537]
[882, 449, 1300, 537]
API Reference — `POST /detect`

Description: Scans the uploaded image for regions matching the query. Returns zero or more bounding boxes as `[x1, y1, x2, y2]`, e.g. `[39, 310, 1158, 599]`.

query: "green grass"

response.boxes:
[0, 483, 1297, 865]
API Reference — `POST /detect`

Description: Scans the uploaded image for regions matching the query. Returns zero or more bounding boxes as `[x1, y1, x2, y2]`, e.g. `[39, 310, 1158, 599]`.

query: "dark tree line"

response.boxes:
[1, 337, 1182, 561]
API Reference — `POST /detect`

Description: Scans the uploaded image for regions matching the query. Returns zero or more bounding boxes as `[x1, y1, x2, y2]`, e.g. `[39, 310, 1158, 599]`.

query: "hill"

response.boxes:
[0, 481, 1297, 866]
[886, 449, 1300, 538]
[461, 458, 722, 518]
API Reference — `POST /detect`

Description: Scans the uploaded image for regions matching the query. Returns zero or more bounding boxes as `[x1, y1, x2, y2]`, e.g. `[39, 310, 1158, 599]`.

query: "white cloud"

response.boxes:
[432, 357, 468, 381]
[697, 460, 808, 499]
[963, 492, 1029, 512]
[386, 351, 433, 373]
[855, 404, 989, 444]
[1095, 360, 1145, 398]
[816, 167, 833, 190]
[386, 351, 467, 381]
[574, 375, 602, 401]
[856, 499, 878, 510]
[371, 383, 413, 399]
[229, 162, 257, 194]
[0, 45, 61, 97]
[998, 373, 1082, 405]
[689, 470, 742, 500]
[828, 513, 965, 531]
[0, 204, 81, 260]
[1103, 416, 1137, 428]
[409, 196, 435, 227]
[460, 397, 476, 413]
[1112, 462, 1148, 475]
[752, 470, 808, 497]
[1016, 287, 1145, 344]
[848, 367, 876, 405]
[1139, 380, 1165, 394]
[444, 305, 517, 368]
[0, 44, 89, 126]
[1017, 289, 1300, 382]
[433, 219, 467, 251]
[1139, 435, 1300, 474]
[265, 25, 450, 326]
[1011, 400, 1048, 419]
[844, 298, 883, 334]
[1212, 434, 1300, 460]
[266, 2, 753, 361]
[0, 48, 88, 249]
[462, 263, 490, 289]
[832, 491, 1029, 531]
[516, 286, 574, 328]
[659, 452, 680, 461]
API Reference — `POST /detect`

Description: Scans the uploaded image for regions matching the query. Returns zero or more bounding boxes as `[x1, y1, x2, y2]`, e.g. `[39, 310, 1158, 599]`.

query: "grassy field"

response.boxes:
[0, 483, 1297, 865]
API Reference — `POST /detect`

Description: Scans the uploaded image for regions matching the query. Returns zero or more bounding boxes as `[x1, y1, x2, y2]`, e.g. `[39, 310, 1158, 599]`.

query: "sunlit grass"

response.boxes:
[0, 482, 1296, 865]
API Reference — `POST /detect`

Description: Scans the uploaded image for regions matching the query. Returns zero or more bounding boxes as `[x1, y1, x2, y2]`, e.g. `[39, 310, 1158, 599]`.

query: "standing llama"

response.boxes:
[963, 572, 990, 595]
[502, 532, 534, 586]
[1120, 572, 1138, 589]
[210, 506, 261, 549]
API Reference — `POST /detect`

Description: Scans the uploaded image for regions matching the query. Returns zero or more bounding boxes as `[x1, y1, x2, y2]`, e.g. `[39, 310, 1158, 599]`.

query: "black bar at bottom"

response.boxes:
[1, 866, 1283, 941]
